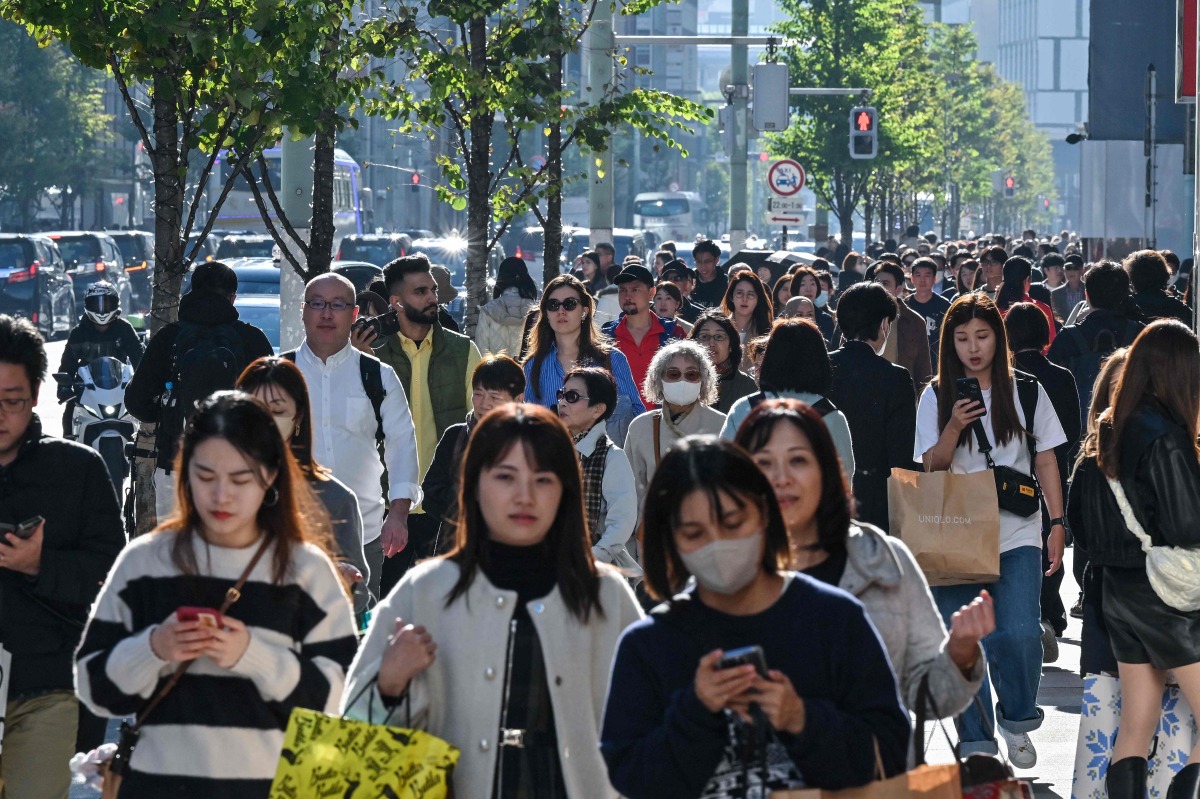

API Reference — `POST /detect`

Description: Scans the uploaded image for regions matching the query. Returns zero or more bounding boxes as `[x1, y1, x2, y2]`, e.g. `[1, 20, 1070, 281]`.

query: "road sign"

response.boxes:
[769, 196, 805, 213]
[668, 180, 680, 192]
[767, 160, 805, 197]
[531, 155, 547, 169]
[765, 211, 804, 227]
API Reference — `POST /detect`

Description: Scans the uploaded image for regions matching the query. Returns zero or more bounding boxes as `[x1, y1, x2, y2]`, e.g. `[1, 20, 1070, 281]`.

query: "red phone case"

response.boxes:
[177, 607, 223, 628]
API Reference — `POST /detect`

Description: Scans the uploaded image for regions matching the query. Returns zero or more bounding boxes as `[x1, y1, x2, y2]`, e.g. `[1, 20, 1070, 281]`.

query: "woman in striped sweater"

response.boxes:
[75, 391, 359, 799]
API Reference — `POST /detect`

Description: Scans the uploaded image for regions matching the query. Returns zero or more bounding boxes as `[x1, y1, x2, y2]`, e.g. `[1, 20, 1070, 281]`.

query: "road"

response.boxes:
[42, 335, 1086, 796]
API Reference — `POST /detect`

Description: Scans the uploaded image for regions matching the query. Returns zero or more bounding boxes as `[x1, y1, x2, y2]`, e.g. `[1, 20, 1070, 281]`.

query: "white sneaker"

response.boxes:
[998, 727, 1037, 769]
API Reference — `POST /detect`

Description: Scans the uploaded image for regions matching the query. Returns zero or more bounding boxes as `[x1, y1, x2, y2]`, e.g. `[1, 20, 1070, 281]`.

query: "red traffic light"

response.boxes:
[411, 173, 420, 185]
[1005, 176, 1016, 189]
[855, 111, 874, 132]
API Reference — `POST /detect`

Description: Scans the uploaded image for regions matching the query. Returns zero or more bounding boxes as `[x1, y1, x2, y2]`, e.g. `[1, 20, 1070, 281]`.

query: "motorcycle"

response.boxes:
[54, 357, 137, 513]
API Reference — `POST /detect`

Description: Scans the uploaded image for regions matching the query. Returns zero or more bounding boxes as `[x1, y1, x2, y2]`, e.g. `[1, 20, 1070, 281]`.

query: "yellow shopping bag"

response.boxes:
[268, 707, 460, 799]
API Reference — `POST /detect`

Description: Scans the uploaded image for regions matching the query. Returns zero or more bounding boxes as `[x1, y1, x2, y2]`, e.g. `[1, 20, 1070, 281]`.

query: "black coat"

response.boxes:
[56, 316, 144, 395]
[1075, 400, 1200, 567]
[126, 290, 274, 468]
[421, 419, 470, 551]
[1013, 350, 1081, 490]
[826, 341, 916, 531]
[0, 416, 124, 694]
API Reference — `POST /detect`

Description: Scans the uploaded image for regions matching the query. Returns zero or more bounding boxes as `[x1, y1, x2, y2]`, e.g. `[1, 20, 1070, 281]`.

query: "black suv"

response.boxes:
[106, 230, 154, 311]
[337, 234, 412, 267]
[0, 234, 75, 338]
[46, 232, 134, 317]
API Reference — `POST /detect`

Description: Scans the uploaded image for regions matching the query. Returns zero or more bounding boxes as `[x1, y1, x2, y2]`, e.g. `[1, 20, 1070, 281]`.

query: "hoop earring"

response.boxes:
[263, 485, 280, 508]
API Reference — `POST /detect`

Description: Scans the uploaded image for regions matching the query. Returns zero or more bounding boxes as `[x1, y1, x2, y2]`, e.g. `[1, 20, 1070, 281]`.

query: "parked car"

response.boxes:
[215, 234, 275, 260]
[106, 230, 154, 311]
[46, 231, 134, 317]
[181, 258, 277, 295]
[234, 294, 280, 354]
[336, 234, 412, 267]
[0, 234, 75, 339]
[332, 260, 384, 294]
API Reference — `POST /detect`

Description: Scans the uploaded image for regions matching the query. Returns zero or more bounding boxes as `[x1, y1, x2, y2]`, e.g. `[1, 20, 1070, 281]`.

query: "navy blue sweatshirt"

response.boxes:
[601, 575, 910, 797]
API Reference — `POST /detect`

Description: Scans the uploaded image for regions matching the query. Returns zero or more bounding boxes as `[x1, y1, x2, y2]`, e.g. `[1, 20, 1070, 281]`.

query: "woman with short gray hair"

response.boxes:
[624, 339, 726, 509]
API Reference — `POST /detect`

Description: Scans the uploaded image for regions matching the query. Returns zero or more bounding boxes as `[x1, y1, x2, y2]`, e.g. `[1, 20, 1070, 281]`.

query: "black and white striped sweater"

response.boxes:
[75, 532, 358, 799]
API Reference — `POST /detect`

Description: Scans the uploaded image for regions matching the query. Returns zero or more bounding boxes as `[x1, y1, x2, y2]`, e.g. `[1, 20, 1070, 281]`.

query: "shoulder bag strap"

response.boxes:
[129, 535, 273, 733]
[1106, 476, 1155, 554]
[1015, 376, 1039, 467]
[653, 412, 662, 468]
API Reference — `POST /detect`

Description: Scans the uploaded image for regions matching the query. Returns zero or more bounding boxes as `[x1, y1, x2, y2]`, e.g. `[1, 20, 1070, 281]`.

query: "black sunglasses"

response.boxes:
[546, 297, 581, 312]
[556, 388, 589, 404]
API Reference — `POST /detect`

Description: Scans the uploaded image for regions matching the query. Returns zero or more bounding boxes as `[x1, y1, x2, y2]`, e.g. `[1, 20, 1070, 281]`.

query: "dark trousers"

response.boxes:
[1041, 526, 1067, 636]
[380, 512, 441, 597]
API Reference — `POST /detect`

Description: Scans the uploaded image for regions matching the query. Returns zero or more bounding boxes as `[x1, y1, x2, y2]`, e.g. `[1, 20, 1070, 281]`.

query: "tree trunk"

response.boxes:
[542, 23, 564, 287]
[134, 69, 188, 537]
[463, 15, 493, 337]
[309, 112, 336, 277]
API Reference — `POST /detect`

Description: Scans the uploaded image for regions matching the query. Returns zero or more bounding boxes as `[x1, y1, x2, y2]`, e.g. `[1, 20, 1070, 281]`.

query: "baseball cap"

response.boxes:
[613, 264, 655, 287]
[661, 259, 695, 281]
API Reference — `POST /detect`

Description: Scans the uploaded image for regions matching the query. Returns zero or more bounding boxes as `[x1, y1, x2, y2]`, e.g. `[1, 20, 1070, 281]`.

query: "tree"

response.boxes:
[371, 0, 709, 330]
[0, 22, 111, 230]
[769, 0, 938, 246]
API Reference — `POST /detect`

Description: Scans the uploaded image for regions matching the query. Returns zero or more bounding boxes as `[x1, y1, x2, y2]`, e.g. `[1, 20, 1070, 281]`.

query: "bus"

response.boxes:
[206, 147, 370, 256]
[632, 191, 706, 243]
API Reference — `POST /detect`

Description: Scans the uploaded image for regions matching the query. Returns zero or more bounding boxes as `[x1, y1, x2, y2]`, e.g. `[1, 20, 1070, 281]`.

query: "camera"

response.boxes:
[353, 307, 401, 340]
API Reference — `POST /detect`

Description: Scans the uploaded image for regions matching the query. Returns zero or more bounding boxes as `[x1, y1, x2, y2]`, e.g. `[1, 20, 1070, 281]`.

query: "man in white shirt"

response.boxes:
[294, 272, 421, 603]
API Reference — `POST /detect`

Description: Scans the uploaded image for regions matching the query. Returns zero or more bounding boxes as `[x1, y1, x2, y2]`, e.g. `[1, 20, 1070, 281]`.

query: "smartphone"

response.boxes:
[177, 607, 223, 628]
[717, 645, 769, 678]
[955, 377, 987, 416]
[12, 516, 43, 540]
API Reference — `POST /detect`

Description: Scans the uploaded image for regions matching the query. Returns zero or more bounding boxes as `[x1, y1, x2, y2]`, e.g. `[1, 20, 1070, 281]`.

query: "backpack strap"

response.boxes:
[1014, 373, 1039, 466]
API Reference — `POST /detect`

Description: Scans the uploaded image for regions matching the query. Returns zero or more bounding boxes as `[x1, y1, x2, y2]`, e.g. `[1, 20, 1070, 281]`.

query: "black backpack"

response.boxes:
[158, 321, 246, 465]
[1065, 320, 1139, 422]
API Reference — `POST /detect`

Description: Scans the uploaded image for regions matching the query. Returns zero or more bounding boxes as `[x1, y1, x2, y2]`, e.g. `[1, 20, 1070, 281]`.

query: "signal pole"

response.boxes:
[728, 0, 748, 253]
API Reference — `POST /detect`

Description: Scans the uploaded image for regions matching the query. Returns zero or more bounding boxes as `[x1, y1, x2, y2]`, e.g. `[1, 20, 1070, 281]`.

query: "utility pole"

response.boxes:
[279, 132, 312, 351]
[728, 0, 749, 253]
[586, 5, 614, 250]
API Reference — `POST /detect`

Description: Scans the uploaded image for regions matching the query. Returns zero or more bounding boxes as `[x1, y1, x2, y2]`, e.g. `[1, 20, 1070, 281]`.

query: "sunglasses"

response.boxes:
[546, 297, 580, 312]
[556, 388, 589, 404]
[663, 368, 702, 382]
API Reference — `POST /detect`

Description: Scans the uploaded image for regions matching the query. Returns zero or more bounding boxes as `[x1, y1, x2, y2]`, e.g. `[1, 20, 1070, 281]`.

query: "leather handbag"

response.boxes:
[99, 536, 272, 798]
[1107, 476, 1200, 611]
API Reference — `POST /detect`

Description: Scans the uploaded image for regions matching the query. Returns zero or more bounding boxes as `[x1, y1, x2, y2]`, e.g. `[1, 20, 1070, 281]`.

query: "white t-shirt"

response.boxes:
[914, 378, 1067, 552]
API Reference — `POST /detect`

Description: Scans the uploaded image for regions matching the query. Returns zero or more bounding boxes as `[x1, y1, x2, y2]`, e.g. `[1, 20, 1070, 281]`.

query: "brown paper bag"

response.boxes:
[772, 762, 962, 799]
[887, 468, 1000, 586]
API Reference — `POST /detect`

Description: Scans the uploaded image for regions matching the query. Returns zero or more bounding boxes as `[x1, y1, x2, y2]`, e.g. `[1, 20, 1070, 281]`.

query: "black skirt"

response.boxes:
[1101, 565, 1200, 669]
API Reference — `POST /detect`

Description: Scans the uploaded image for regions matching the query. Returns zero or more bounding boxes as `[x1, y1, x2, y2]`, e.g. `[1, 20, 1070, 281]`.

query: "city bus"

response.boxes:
[207, 147, 369, 256]
[632, 191, 706, 243]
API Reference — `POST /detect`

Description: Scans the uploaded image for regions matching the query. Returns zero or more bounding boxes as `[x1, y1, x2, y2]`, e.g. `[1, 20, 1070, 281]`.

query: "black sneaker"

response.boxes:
[1070, 593, 1084, 619]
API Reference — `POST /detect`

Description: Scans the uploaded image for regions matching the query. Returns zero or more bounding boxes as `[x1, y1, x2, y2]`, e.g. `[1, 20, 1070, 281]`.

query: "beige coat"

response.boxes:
[341, 557, 644, 798]
[624, 404, 727, 508]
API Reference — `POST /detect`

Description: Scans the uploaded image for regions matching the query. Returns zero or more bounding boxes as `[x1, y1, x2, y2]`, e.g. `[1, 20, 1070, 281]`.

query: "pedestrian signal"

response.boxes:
[849, 107, 877, 160]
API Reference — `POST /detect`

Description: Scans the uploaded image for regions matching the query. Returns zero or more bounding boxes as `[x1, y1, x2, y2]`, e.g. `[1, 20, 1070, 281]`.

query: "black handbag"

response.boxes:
[971, 375, 1042, 518]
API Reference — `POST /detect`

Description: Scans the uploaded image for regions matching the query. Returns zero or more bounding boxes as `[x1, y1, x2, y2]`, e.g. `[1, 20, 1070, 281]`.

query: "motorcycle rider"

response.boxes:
[57, 282, 143, 438]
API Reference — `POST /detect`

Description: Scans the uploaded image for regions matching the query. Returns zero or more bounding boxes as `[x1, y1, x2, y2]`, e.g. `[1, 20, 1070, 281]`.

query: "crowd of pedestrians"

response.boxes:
[0, 229, 1197, 799]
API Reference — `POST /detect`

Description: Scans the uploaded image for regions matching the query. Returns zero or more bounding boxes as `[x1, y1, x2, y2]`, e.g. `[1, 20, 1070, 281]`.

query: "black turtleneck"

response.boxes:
[480, 538, 557, 609]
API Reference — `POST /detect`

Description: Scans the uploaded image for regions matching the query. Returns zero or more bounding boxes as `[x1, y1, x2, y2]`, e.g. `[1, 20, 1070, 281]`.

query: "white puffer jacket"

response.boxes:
[474, 289, 536, 357]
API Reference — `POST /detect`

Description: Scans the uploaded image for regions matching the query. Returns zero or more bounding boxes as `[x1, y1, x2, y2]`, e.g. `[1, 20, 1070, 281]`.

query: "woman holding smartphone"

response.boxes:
[342, 404, 642, 798]
[914, 292, 1067, 768]
[601, 436, 909, 798]
[75, 392, 358, 798]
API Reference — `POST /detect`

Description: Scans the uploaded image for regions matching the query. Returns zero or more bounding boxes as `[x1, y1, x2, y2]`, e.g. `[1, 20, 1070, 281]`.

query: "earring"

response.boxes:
[264, 485, 280, 508]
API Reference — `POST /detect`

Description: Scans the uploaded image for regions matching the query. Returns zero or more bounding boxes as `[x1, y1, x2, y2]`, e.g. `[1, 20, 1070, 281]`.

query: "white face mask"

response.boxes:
[815, 290, 829, 308]
[874, 320, 891, 357]
[661, 379, 702, 407]
[679, 531, 763, 595]
[274, 415, 296, 442]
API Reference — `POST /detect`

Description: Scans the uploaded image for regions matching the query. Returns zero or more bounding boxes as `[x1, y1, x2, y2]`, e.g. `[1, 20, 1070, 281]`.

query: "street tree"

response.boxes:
[0, 22, 111, 230]
[371, 0, 710, 329]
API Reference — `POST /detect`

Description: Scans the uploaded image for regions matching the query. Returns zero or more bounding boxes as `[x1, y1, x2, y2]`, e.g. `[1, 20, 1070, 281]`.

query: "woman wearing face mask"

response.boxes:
[343, 404, 643, 798]
[719, 318, 856, 480]
[624, 340, 725, 510]
[689, 310, 756, 414]
[915, 293, 1067, 768]
[76, 392, 357, 797]
[556, 366, 639, 572]
[816, 271, 836, 311]
[720, 273, 773, 371]
[237, 356, 371, 615]
[734, 399, 992, 726]
[789, 266, 836, 346]
[600, 437, 910, 797]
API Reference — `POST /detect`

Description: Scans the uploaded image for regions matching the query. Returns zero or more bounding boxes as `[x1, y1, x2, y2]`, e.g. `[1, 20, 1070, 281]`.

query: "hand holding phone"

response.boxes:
[694, 648, 762, 714]
[717, 645, 769, 678]
[954, 377, 986, 415]
[176, 607, 223, 629]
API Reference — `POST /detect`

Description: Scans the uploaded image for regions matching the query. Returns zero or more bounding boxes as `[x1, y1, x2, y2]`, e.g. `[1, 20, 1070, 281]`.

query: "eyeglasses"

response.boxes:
[303, 299, 352, 312]
[556, 388, 589, 404]
[0, 397, 31, 414]
[696, 332, 729, 343]
[663, 368, 701, 383]
[546, 297, 580, 312]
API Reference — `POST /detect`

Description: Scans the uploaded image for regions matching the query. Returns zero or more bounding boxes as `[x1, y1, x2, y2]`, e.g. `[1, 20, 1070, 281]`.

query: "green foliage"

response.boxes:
[0, 21, 111, 228]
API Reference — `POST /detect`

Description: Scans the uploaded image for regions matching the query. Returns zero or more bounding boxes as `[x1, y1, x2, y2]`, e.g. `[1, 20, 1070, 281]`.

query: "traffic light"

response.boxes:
[410, 173, 420, 194]
[849, 107, 877, 160]
[1004, 175, 1016, 198]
